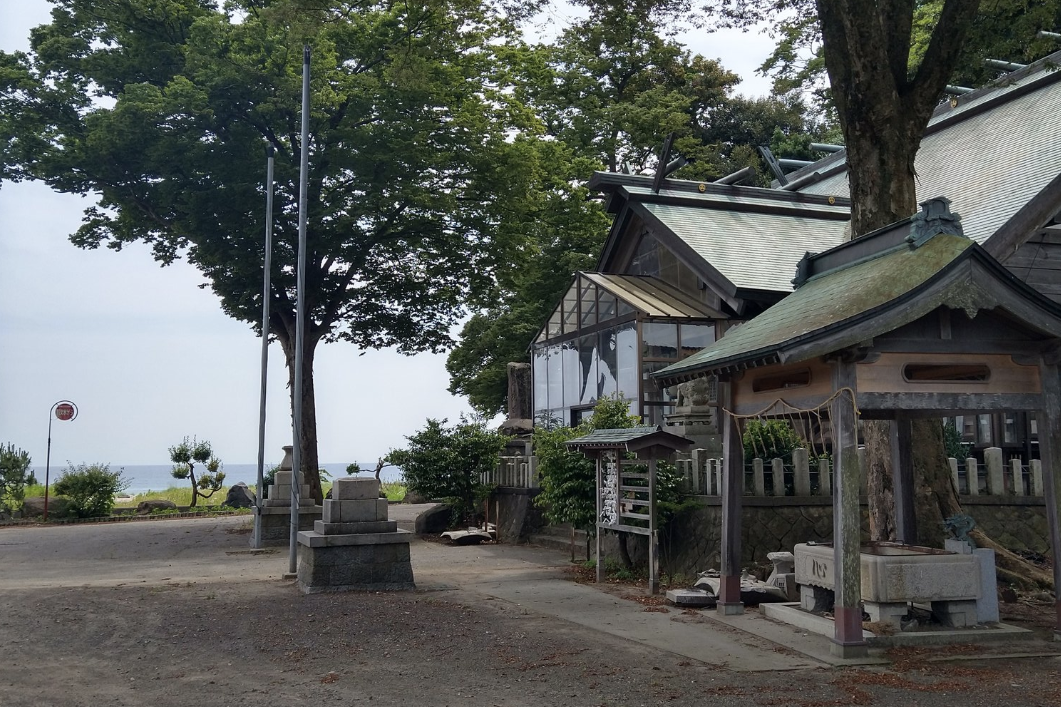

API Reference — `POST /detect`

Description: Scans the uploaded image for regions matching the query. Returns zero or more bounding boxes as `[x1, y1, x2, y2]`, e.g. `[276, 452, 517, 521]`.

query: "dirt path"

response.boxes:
[2, 516, 1060, 706]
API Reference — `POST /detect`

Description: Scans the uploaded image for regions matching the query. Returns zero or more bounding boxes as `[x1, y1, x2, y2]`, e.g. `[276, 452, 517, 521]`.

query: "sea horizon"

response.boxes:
[31, 462, 403, 495]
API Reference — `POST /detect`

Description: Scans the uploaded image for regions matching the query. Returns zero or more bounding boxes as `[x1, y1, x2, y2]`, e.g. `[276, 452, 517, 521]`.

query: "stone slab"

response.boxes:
[974, 548, 1000, 623]
[322, 498, 389, 523]
[259, 504, 322, 515]
[255, 507, 323, 547]
[296, 539, 415, 593]
[264, 497, 317, 508]
[665, 589, 717, 607]
[297, 529, 413, 548]
[332, 477, 381, 500]
[794, 542, 981, 603]
[313, 520, 397, 535]
[762, 602, 1032, 647]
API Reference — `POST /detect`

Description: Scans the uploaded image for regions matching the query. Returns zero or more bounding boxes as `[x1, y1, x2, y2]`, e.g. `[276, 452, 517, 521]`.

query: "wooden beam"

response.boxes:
[831, 360, 867, 658]
[986, 172, 1061, 262]
[858, 392, 1043, 412]
[718, 379, 744, 615]
[890, 417, 917, 544]
[1037, 363, 1061, 639]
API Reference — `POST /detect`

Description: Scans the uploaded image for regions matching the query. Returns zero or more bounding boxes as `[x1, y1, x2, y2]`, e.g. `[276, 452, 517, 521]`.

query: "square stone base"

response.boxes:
[255, 506, 323, 547]
[296, 531, 415, 593]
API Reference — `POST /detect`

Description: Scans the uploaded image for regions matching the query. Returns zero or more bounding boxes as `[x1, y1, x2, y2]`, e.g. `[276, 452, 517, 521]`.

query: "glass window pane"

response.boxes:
[618, 300, 635, 316]
[680, 323, 715, 356]
[533, 349, 548, 414]
[1004, 414, 1018, 444]
[563, 342, 580, 408]
[616, 323, 638, 401]
[642, 362, 676, 403]
[547, 345, 562, 412]
[599, 293, 617, 322]
[578, 335, 597, 405]
[978, 414, 992, 444]
[643, 404, 669, 426]
[677, 263, 699, 299]
[580, 283, 597, 327]
[563, 287, 578, 334]
[597, 330, 618, 400]
[642, 322, 678, 359]
[629, 232, 659, 277]
[548, 308, 562, 338]
[658, 245, 678, 284]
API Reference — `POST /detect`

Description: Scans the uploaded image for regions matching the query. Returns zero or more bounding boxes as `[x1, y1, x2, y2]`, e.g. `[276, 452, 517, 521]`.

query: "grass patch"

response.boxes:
[381, 481, 406, 502]
[114, 486, 244, 508]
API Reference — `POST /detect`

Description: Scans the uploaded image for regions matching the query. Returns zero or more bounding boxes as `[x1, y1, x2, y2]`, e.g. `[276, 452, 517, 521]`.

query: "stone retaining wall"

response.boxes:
[597, 495, 1049, 580]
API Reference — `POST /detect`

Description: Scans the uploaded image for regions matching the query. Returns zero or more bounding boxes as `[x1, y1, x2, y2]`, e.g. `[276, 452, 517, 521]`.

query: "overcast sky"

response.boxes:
[0, 1, 775, 468]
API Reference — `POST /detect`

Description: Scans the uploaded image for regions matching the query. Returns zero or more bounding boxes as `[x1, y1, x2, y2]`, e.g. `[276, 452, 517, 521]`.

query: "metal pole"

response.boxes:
[289, 45, 311, 575]
[44, 405, 55, 521]
[253, 146, 275, 550]
[43, 400, 77, 521]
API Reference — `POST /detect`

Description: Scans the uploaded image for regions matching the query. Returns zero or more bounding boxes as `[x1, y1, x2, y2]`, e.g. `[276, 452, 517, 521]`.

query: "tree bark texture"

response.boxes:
[862, 421, 895, 541]
[815, 0, 981, 540]
[276, 321, 325, 505]
[814, 0, 981, 237]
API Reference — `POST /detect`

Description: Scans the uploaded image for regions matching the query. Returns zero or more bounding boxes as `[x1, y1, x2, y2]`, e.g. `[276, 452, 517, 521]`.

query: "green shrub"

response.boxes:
[388, 417, 508, 526]
[943, 421, 972, 460]
[742, 419, 805, 462]
[52, 463, 129, 518]
[533, 396, 640, 532]
[0, 443, 33, 515]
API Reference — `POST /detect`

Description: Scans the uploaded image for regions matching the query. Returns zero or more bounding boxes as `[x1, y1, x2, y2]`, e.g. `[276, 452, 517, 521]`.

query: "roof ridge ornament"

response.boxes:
[906, 196, 965, 249]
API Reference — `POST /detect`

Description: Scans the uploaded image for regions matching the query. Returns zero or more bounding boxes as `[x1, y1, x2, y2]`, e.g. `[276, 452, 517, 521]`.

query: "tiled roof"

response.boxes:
[656, 234, 974, 379]
[565, 425, 693, 450]
[634, 200, 849, 292]
[792, 54, 1061, 247]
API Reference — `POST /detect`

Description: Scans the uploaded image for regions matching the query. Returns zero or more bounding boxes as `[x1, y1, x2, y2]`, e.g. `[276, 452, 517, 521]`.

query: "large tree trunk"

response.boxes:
[810, 2, 1044, 578]
[276, 324, 324, 505]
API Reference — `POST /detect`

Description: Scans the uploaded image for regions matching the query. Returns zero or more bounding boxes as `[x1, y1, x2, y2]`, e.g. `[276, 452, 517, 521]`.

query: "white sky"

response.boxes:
[0, 1, 775, 467]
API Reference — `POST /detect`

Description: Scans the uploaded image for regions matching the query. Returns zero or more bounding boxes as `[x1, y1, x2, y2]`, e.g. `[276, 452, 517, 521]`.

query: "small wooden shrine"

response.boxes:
[566, 425, 692, 593]
[655, 198, 1061, 655]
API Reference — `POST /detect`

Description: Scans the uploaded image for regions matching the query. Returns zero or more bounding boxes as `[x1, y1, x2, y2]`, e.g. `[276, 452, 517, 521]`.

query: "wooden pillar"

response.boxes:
[890, 416, 916, 544]
[595, 454, 603, 584]
[718, 378, 744, 615]
[831, 360, 867, 657]
[648, 457, 659, 595]
[1038, 363, 1061, 639]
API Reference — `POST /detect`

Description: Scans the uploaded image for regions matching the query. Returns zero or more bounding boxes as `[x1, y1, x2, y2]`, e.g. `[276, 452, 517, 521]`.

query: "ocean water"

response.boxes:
[54, 462, 403, 495]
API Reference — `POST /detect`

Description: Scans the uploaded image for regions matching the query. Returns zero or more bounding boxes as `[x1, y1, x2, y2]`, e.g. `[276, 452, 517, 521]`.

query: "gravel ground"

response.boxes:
[2, 514, 1060, 707]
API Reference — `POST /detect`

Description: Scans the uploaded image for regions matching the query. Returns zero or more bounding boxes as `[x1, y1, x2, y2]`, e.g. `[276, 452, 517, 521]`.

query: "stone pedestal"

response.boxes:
[254, 468, 322, 547]
[663, 407, 721, 454]
[296, 477, 414, 593]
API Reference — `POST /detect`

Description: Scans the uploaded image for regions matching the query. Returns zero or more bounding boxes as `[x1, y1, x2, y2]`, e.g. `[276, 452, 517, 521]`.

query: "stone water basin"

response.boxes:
[794, 541, 980, 604]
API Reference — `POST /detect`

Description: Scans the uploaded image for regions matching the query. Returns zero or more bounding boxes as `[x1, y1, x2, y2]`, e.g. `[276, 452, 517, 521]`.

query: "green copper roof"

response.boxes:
[565, 425, 692, 450]
[656, 234, 974, 378]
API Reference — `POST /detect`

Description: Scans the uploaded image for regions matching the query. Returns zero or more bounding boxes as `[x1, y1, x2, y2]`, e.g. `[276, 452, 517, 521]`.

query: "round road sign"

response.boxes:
[55, 403, 75, 421]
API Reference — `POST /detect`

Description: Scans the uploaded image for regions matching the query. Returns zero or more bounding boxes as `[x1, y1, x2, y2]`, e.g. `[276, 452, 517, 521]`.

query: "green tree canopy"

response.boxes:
[1, 0, 545, 500]
[446, 0, 827, 416]
[750, 0, 1061, 113]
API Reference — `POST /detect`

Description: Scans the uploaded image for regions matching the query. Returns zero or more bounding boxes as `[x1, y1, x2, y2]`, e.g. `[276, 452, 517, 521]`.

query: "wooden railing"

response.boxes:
[481, 455, 539, 489]
[676, 446, 1045, 498]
